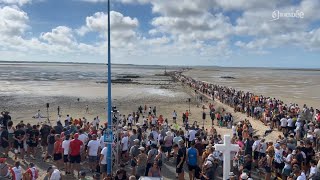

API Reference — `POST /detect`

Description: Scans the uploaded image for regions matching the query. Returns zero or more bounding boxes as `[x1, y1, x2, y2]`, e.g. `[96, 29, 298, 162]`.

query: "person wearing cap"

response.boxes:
[69, 133, 83, 177]
[129, 139, 140, 176]
[121, 131, 129, 162]
[87, 134, 101, 173]
[0, 125, 9, 157]
[0, 158, 10, 179]
[136, 146, 147, 178]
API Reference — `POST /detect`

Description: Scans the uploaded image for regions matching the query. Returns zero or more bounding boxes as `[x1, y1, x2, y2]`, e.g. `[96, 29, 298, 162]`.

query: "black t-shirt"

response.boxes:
[176, 147, 186, 166]
[14, 129, 25, 140]
[304, 147, 315, 163]
[40, 125, 51, 138]
[1, 129, 8, 141]
[29, 130, 40, 141]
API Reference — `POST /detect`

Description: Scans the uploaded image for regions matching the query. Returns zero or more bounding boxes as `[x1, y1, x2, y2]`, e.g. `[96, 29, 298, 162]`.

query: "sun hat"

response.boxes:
[240, 173, 248, 179]
[166, 131, 172, 136]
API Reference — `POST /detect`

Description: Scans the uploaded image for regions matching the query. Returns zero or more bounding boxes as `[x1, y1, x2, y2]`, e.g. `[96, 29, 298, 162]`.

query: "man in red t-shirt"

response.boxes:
[69, 133, 83, 177]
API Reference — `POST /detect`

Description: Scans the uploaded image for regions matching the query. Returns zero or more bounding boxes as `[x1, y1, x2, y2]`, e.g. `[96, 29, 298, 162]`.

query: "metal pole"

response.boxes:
[107, 0, 112, 176]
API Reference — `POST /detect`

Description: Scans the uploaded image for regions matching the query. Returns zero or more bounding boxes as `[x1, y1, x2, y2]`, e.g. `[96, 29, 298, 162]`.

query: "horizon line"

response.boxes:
[0, 60, 319, 70]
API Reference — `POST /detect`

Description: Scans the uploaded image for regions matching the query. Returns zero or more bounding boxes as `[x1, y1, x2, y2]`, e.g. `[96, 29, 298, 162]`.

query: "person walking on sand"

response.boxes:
[173, 110, 177, 124]
[86, 105, 89, 114]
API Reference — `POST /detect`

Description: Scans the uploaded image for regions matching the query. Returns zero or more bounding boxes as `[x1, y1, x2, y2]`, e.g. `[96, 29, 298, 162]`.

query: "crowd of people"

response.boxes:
[172, 71, 320, 179]
[0, 71, 320, 180]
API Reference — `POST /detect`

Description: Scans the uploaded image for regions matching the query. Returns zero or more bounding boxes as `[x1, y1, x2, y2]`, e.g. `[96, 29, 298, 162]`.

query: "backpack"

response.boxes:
[49, 135, 55, 144]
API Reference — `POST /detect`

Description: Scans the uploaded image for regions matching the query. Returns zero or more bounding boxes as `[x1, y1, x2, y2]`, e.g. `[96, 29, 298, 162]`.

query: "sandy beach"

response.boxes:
[3, 63, 320, 179]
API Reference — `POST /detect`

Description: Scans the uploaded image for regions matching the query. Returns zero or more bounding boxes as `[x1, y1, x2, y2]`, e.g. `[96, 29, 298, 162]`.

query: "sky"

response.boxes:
[0, 0, 320, 68]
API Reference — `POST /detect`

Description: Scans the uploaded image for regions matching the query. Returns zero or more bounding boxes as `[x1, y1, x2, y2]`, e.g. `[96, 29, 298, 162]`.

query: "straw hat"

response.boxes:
[240, 173, 248, 179]
[166, 131, 172, 136]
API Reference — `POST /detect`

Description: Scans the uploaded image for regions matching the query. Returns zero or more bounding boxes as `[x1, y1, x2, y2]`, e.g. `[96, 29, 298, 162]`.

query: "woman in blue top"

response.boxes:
[187, 141, 199, 180]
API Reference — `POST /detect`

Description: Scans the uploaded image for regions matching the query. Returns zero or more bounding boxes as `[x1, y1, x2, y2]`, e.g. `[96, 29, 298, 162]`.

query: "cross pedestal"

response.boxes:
[214, 135, 239, 180]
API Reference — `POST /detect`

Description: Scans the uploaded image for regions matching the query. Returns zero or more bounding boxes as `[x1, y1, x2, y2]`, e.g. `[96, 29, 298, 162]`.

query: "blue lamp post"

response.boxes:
[106, 0, 112, 176]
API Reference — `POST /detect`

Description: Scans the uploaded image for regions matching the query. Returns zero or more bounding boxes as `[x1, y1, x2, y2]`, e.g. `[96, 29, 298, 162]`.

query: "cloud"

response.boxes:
[76, 11, 139, 48]
[40, 26, 76, 46]
[0, 0, 31, 6]
[0, 6, 29, 37]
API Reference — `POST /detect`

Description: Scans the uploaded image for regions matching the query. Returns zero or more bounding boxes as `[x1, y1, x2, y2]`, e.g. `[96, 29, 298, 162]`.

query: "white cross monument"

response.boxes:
[214, 135, 239, 180]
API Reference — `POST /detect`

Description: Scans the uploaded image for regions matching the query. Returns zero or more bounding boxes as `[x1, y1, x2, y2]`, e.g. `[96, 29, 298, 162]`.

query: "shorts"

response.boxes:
[70, 155, 81, 164]
[176, 165, 183, 174]
[63, 155, 69, 163]
[54, 153, 62, 161]
[282, 168, 291, 176]
[274, 162, 284, 170]
[14, 141, 24, 149]
[188, 164, 197, 171]
[259, 153, 266, 158]
[253, 151, 259, 160]
[27, 141, 38, 148]
[89, 156, 98, 163]
[1, 141, 9, 148]
[265, 166, 272, 173]
[173, 117, 177, 120]
[164, 146, 172, 153]
[100, 164, 107, 173]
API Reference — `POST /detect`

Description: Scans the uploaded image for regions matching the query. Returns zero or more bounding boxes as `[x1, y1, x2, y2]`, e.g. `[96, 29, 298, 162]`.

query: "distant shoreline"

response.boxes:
[0, 60, 319, 71]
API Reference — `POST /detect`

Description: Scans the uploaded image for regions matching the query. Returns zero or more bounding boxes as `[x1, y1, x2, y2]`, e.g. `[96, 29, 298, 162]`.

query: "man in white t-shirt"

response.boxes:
[62, 134, 71, 174]
[287, 117, 294, 133]
[48, 166, 61, 180]
[188, 128, 197, 147]
[91, 118, 100, 129]
[280, 117, 287, 134]
[99, 145, 108, 179]
[78, 130, 88, 159]
[121, 132, 129, 161]
[87, 134, 101, 172]
[128, 114, 134, 129]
